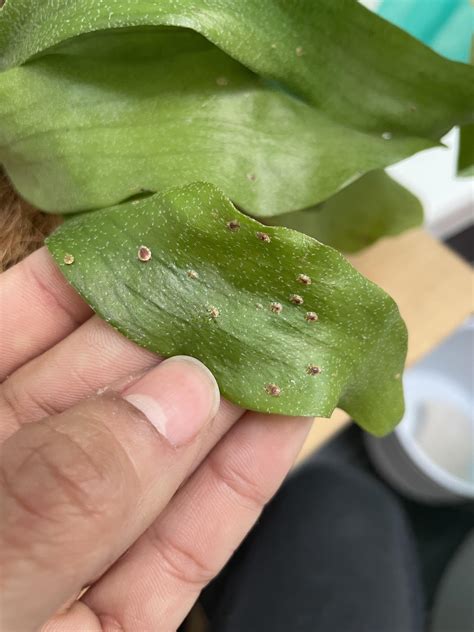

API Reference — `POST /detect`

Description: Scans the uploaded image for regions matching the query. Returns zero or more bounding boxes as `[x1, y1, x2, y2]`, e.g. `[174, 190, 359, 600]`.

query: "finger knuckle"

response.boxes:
[148, 529, 216, 588]
[0, 418, 127, 543]
[1, 376, 62, 426]
[97, 613, 127, 632]
[208, 446, 270, 512]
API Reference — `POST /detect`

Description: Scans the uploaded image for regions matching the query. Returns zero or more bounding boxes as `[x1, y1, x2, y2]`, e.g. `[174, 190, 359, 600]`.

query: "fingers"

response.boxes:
[0, 312, 242, 447]
[0, 315, 157, 442]
[0, 248, 92, 381]
[0, 357, 220, 632]
[81, 413, 313, 631]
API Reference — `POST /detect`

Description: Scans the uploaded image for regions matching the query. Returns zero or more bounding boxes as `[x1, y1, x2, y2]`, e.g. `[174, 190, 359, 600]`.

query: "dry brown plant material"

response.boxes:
[0, 171, 61, 271]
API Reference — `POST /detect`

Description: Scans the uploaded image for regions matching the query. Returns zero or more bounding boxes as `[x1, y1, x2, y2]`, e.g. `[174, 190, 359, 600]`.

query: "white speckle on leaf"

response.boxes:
[63, 253, 75, 265]
[382, 131, 392, 140]
[296, 46, 304, 56]
[187, 269, 199, 280]
[247, 173, 256, 181]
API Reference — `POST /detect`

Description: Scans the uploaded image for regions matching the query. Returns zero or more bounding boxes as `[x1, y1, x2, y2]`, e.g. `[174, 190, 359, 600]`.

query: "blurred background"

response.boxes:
[357, 0, 473, 510]
[333, 2, 473, 630]
[363, 0, 473, 239]
[196, 5, 473, 630]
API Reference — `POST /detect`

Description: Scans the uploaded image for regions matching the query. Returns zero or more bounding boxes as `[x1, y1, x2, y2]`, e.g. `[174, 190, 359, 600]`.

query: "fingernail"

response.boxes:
[122, 356, 220, 446]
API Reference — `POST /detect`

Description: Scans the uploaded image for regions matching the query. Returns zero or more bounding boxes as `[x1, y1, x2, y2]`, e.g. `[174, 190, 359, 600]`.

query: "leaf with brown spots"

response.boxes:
[46, 182, 407, 436]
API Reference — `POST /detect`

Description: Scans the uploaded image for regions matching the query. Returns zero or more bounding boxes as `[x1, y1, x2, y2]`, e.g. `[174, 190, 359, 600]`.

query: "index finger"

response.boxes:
[0, 247, 92, 381]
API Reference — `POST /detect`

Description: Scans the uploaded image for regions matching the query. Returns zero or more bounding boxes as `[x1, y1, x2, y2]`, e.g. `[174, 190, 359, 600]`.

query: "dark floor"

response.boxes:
[315, 425, 474, 608]
[445, 223, 473, 264]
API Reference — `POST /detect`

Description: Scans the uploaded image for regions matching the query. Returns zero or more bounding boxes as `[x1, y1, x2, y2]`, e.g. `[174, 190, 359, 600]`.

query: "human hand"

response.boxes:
[0, 248, 312, 632]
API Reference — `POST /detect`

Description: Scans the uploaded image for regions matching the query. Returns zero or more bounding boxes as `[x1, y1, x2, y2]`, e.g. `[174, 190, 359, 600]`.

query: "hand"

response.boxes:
[0, 248, 311, 632]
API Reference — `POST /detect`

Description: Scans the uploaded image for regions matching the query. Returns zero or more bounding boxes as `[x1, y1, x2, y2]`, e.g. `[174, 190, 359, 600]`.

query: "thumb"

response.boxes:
[0, 356, 219, 632]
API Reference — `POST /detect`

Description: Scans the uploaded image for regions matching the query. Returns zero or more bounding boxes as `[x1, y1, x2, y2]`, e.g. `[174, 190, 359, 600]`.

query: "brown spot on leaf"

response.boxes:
[265, 383, 281, 397]
[297, 274, 311, 285]
[208, 306, 220, 319]
[226, 219, 241, 231]
[289, 294, 304, 305]
[138, 246, 152, 262]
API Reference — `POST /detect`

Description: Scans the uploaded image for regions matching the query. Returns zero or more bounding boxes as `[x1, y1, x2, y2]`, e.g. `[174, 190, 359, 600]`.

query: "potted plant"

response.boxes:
[0, 0, 472, 436]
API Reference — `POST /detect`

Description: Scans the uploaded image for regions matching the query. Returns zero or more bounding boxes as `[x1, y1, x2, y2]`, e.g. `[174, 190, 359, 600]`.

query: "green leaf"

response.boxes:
[0, 28, 434, 216]
[46, 181, 407, 436]
[456, 40, 474, 177]
[457, 123, 474, 177]
[269, 171, 424, 253]
[1, 0, 473, 218]
[1, 0, 473, 139]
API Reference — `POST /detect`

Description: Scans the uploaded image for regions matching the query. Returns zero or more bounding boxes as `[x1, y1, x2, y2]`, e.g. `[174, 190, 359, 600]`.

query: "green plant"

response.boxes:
[1, 0, 472, 434]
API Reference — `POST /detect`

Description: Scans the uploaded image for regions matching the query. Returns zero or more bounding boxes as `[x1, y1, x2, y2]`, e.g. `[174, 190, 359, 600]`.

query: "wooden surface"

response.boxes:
[297, 229, 473, 463]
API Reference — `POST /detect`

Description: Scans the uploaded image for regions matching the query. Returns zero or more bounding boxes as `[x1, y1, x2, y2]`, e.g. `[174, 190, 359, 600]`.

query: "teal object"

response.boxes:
[378, 0, 473, 62]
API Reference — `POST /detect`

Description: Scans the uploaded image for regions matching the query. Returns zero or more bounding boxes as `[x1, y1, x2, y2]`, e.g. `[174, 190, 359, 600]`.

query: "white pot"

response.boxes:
[365, 319, 474, 504]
